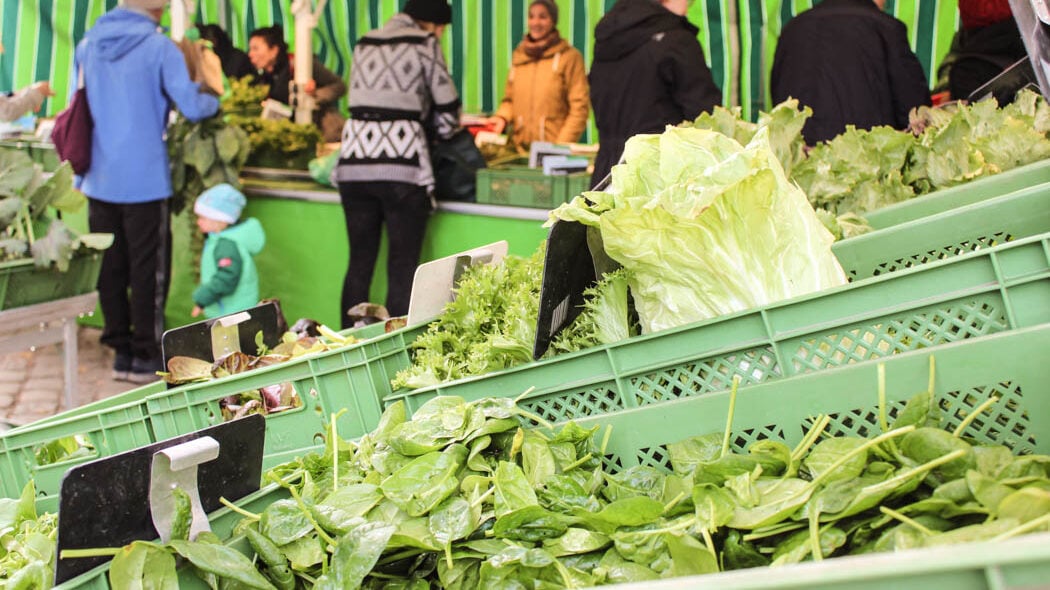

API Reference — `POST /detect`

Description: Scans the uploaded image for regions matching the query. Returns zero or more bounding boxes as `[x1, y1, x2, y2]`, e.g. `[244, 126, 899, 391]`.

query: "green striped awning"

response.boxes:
[2, 0, 959, 138]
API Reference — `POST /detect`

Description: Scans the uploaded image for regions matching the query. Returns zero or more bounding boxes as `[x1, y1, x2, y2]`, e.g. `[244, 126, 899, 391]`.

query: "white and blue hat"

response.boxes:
[194, 183, 246, 224]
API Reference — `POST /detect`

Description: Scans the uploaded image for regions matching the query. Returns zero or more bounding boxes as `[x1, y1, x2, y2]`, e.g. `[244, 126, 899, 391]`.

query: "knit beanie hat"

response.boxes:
[530, 0, 559, 24]
[123, 0, 170, 10]
[403, 0, 453, 25]
[195, 183, 246, 224]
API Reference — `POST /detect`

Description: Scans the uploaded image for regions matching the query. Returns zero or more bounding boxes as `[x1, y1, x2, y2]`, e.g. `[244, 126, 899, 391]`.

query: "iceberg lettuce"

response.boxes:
[550, 126, 846, 334]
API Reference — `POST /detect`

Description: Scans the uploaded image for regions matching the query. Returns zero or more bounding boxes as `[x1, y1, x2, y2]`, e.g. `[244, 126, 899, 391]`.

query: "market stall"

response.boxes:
[5, 1, 1050, 589]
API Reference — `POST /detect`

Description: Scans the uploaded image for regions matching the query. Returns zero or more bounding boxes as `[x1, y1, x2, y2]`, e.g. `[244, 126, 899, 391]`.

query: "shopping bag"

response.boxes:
[430, 128, 486, 202]
[51, 68, 93, 175]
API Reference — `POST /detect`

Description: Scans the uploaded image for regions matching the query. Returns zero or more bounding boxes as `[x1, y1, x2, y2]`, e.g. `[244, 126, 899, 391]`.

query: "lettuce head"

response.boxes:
[550, 125, 846, 334]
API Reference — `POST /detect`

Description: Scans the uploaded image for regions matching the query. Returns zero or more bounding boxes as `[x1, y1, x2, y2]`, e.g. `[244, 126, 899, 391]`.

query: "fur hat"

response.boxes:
[403, 0, 453, 25]
[195, 183, 246, 224]
[530, 0, 559, 24]
[123, 0, 169, 10]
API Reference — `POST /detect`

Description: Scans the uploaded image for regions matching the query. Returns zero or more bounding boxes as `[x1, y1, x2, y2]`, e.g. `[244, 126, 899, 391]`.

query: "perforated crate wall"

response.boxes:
[578, 327, 1050, 474]
[391, 235, 1050, 430]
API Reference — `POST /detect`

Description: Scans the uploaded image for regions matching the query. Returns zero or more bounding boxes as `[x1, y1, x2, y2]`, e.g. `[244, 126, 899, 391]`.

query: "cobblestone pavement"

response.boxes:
[0, 326, 139, 428]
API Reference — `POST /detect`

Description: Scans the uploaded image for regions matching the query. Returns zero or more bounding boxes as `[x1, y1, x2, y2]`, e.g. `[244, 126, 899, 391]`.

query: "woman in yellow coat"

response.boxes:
[488, 0, 591, 152]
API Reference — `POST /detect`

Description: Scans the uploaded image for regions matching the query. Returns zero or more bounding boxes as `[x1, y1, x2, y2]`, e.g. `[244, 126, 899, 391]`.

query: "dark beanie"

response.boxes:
[403, 0, 452, 24]
[530, 0, 559, 24]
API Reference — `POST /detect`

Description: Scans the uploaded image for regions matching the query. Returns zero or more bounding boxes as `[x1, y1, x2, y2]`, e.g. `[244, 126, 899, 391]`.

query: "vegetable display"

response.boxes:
[68, 362, 1050, 589]
[161, 326, 358, 421]
[0, 149, 111, 269]
[390, 252, 638, 391]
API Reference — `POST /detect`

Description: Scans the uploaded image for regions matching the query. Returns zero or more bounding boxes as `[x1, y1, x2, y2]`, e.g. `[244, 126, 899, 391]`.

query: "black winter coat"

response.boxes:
[589, 0, 722, 187]
[770, 0, 931, 145]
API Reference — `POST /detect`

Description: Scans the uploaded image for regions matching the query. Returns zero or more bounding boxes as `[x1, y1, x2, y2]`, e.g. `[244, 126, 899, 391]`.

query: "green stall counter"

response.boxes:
[65, 170, 550, 330]
[235, 172, 550, 328]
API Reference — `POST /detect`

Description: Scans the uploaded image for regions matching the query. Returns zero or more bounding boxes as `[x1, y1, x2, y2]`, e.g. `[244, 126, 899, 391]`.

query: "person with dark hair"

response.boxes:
[770, 0, 932, 145]
[332, 0, 460, 325]
[487, 0, 590, 152]
[76, 0, 219, 382]
[588, 0, 722, 187]
[247, 25, 347, 141]
[197, 23, 254, 81]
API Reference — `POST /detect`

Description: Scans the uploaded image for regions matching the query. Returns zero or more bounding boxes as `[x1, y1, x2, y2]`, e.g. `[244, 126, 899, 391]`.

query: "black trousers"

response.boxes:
[88, 198, 171, 361]
[338, 181, 431, 327]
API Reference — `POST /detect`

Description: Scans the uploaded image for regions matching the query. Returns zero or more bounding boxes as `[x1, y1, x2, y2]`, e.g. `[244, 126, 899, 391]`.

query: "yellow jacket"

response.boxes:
[495, 37, 590, 151]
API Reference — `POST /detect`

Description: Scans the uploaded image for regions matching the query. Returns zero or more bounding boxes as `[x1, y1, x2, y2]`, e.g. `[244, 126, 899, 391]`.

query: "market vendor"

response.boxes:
[247, 25, 346, 142]
[486, 0, 590, 153]
[770, 0, 932, 145]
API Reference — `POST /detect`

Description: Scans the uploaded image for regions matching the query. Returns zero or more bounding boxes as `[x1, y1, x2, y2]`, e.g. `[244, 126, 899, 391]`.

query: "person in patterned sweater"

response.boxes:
[333, 0, 459, 327]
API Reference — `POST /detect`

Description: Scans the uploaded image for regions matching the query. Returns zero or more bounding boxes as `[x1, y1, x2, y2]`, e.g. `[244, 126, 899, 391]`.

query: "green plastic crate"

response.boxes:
[833, 181, 1050, 281]
[54, 326, 1050, 590]
[145, 322, 426, 471]
[0, 322, 423, 509]
[0, 252, 103, 311]
[476, 165, 591, 209]
[562, 326, 1050, 590]
[0, 400, 154, 514]
[388, 233, 1050, 424]
[863, 158, 1050, 229]
[5, 320, 393, 434]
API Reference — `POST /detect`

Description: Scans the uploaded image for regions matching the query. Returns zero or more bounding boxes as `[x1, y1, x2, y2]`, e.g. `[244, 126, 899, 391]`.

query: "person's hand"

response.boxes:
[30, 81, 54, 111]
[31, 81, 54, 98]
[304, 79, 317, 95]
[191, 305, 203, 318]
[487, 115, 507, 134]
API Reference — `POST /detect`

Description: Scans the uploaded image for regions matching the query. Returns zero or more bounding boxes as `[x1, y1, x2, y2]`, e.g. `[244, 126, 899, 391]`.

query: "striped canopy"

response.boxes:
[1, 0, 958, 139]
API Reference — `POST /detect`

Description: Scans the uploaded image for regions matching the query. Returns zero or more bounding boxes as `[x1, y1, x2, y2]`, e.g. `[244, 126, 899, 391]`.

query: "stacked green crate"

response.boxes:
[53, 326, 1050, 589]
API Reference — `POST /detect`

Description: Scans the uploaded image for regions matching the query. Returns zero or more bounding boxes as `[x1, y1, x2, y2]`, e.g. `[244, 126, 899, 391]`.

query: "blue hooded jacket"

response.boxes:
[75, 8, 219, 203]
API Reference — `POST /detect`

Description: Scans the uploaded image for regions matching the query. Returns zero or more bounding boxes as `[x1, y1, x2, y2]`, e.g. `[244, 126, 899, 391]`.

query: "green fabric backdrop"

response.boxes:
[1, 0, 959, 133]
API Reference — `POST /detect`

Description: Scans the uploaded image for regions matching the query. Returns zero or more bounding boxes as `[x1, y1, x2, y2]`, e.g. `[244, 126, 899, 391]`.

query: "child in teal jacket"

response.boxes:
[191, 184, 266, 319]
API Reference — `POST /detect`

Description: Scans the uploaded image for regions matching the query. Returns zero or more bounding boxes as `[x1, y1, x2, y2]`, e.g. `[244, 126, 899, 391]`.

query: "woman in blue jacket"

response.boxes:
[75, 0, 219, 383]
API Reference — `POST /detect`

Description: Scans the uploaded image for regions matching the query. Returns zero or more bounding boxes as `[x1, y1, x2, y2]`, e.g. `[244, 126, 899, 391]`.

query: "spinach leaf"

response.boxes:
[314, 521, 395, 590]
[573, 496, 665, 534]
[493, 506, 578, 541]
[666, 433, 724, 476]
[522, 430, 557, 487]
[169, 539, 277, 589]
[665, 533, 719, 577]
[801, 437, 868, 483]
[429, 496, 476, 567]
[542, 527, 611, 556]
[259, 499, 314, 546]
[493, 461, 539, 516]
[602, 465, 666, 502]
[692, 483, 736, 531]
[108, 541, 178, 590]
[381, 445, 468, 516]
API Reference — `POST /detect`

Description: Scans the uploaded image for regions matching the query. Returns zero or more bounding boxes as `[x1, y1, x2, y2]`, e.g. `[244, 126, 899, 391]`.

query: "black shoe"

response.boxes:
[112, 350, 133, 381]
[126, 357, 163, 385]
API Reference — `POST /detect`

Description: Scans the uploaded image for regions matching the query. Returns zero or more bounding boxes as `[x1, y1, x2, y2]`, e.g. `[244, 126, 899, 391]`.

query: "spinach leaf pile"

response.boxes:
[96, 373, 1050, 589]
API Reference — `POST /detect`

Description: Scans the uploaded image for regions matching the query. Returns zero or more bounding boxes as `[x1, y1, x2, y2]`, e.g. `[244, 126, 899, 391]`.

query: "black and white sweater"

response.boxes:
[333, 13, 461, 189]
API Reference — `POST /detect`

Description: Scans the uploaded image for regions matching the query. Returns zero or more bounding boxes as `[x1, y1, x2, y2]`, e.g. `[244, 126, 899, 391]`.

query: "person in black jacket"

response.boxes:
[248, 25, 347, 142]
[770, 0, 931, 145]
[197, 23, 254, 82]
[589, 0, 722, 187]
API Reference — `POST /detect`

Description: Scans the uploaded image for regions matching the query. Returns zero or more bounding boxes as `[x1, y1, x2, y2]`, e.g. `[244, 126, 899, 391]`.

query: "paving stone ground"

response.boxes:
[0, 326, 139, 428]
